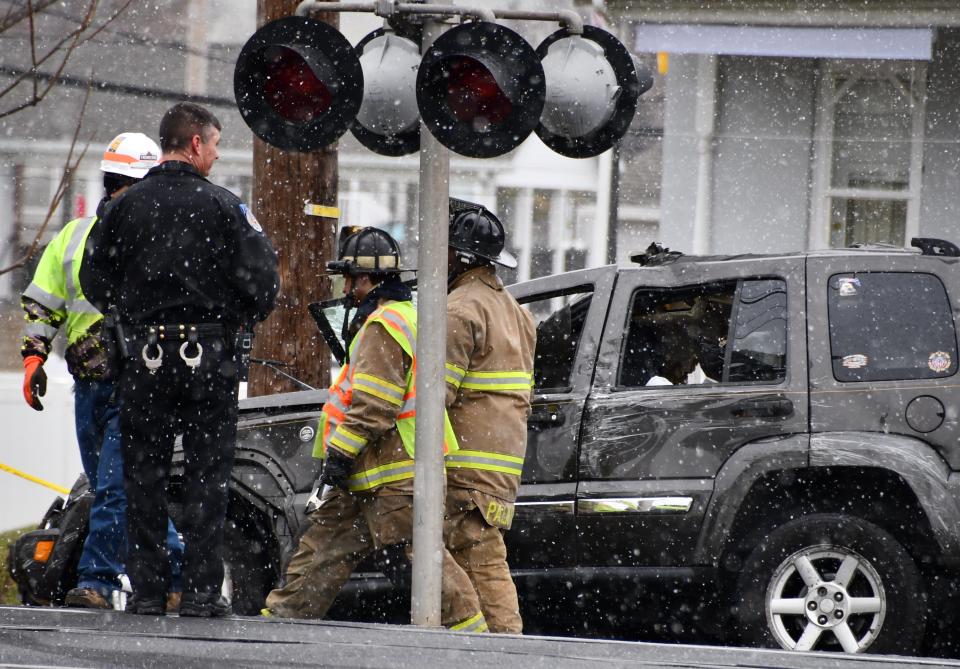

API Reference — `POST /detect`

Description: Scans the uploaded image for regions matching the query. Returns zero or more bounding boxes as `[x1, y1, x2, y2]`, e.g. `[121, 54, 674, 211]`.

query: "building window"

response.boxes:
[810, 60, 927, 249]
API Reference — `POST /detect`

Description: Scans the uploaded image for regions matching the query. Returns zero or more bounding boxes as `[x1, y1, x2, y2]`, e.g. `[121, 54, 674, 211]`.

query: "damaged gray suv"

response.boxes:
[13, 239, 960, 656]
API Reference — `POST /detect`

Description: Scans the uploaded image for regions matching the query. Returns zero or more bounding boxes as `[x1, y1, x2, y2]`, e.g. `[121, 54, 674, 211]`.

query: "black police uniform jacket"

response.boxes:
[80, 161, 279, 327]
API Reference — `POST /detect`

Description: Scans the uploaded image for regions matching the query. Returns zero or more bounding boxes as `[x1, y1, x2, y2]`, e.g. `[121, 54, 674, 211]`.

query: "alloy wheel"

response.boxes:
[765, 545, 885, 653]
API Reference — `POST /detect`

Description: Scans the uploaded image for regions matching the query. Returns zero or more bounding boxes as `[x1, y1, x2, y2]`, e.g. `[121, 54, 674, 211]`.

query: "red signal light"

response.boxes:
[416, 21, 545, 158]
[234, 17, 362, 152]
[444, 57, 512, 128]
[263, 46, 333, 122]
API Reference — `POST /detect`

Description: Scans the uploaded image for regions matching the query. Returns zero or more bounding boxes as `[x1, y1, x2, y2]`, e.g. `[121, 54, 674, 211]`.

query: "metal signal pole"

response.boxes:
[410, 18, 450, 628]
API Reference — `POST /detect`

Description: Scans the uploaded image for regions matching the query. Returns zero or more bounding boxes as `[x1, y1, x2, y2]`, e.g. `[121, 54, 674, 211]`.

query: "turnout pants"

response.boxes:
[444, 487, 523, 634]
[118, 336, 238, 601]
[265, 489, 487, 631]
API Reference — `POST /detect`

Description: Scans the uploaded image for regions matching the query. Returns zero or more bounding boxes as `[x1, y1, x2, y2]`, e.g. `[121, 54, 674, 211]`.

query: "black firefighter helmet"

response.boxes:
[327, 226, 411, 276]
[448, 198, 517, 269]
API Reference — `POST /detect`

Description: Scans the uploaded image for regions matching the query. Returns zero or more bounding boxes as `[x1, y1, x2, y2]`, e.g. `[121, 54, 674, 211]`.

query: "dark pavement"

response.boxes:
[0, 605, 957, 669]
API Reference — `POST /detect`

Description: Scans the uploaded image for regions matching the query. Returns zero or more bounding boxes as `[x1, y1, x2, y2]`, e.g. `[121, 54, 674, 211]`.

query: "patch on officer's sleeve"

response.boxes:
[239, 203, 262, 232]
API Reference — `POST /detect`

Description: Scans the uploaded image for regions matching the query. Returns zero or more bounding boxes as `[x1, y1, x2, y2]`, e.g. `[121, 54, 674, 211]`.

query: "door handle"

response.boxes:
[528, 407, 565, 431]
[731, 397, 793, 418]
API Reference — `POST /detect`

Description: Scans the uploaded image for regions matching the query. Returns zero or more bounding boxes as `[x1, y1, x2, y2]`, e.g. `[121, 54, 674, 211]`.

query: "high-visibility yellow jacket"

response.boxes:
[21, 215, 108, 379]
[444, 266, 536, 526]
[315, 299, 459, 494]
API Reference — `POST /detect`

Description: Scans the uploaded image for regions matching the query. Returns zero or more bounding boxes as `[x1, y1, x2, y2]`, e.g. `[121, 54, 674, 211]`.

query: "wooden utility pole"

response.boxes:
[249, 0, 339, 395]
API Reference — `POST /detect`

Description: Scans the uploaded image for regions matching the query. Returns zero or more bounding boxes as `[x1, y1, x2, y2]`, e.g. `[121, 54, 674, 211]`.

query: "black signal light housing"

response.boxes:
[234, 16, 364, 152]
[535, 25, 653, 158]
[416, 21, 546, 159]
[350, 28, 422, 156]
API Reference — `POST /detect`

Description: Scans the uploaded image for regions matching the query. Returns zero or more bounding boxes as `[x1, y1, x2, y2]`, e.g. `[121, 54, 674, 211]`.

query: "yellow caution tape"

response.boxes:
[0, 461, 70, 495]
[303, 203, 341, 219]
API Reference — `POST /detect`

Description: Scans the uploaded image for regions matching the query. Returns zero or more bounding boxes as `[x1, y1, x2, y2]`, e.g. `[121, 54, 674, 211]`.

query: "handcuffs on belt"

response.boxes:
[141, 325, 203, 374]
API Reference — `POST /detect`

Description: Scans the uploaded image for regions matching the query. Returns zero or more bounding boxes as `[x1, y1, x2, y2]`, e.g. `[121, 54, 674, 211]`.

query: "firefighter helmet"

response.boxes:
[100, 132, 160, 178]
[327, 226, 410, 276]
[448, 199, 517, 269]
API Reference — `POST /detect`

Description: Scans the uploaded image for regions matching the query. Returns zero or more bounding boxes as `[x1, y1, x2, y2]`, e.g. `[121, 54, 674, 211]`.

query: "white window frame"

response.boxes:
[808, 59, 927, 249]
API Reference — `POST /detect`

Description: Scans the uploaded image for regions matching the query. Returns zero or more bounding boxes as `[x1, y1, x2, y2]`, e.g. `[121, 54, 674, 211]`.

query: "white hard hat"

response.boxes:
[100, 132, 160, 178]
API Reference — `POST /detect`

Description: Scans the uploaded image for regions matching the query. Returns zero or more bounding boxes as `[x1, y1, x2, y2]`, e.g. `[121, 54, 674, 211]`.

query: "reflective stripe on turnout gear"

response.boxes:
[447, 611, 489, 633]
[62, 217, 93, 313]
[328, 425, 367, 456]
[445, 362, 466, 389]
[353, 372, 404, 406]
[347, 459, 415, 492]
[22, 282, 65, 312]
[445, 450, 524, 476]
[25, 322, 58, 339]
[460, 369, 533, 392]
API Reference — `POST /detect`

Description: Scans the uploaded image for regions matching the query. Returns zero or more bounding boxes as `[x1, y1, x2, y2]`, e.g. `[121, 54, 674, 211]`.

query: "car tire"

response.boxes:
[732, 513, 925, 654]
[222, 517, 272, 616]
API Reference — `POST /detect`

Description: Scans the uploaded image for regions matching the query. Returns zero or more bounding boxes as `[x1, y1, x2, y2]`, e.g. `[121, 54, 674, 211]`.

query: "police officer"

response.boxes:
[263, 227, 486, 633]
[80, 102, 279, 617]
[442, 200, 536, 634]
[21, 132, 184, 610]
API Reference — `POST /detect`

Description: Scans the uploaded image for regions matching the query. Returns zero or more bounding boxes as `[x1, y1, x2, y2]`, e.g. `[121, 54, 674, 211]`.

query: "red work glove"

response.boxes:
[22, 355, 47, 411]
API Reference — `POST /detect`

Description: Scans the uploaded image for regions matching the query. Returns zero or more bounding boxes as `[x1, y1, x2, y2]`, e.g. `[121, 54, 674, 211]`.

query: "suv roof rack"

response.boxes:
[631, 242, 683, 266]
[911, 237, 960, 257]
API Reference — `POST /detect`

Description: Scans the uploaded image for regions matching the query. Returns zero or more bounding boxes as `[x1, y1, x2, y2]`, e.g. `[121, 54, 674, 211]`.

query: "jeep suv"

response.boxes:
[13, 240, 960, 655]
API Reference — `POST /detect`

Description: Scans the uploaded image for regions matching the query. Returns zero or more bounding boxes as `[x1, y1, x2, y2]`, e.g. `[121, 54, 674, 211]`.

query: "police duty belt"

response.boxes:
[139, 323, 227, 374]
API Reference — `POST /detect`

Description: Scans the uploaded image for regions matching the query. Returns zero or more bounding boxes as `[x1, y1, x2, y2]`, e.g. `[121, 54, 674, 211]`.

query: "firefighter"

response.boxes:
[442, 200, 536, 634]
[80, 103, 279, 616]
[20, 132, 184, 610]
[263, 227, 486, 633]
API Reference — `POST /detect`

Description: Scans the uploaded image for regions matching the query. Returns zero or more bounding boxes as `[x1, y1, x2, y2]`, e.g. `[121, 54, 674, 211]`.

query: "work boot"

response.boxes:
[126, 596, 166, 616]
[166, 592, 182, 613]
[64, 587, 111, 610]
[179, 593, 232, 618]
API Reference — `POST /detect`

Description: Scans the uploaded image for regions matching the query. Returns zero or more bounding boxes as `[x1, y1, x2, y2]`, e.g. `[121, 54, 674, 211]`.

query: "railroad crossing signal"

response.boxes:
[416, 21, 545, 159]
[234, 16, 363, 152]
[235, 16, 651, 159]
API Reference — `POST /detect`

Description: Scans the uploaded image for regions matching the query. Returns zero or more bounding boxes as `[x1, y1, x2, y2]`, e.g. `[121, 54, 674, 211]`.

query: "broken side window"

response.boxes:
[522, 288, 594, 393]
[619, 277, 787, 387]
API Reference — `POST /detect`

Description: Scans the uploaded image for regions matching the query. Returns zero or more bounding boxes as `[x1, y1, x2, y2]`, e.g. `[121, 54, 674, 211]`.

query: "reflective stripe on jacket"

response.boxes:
[444, 266, 536, 509]
[21, 216, 107, 379]
[314, 299, 459, 493]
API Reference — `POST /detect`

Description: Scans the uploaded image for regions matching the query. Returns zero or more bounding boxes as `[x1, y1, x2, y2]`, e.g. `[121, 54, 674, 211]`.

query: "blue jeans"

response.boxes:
[74, 379, 184, 596]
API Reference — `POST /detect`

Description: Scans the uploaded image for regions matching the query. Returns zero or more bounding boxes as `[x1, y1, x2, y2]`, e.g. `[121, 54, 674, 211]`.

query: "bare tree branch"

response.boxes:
[0, 0, 132, 119]
[0, 85, 93, 277]
[0, 0, 58, 33]
[28, 0, 38, 102]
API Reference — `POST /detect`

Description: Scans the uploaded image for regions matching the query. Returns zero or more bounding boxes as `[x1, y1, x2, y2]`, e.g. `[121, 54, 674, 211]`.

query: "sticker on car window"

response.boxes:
[928, 351, 952, 373]
[838, 277, 861, 297]
[842, 354, 869, 369]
